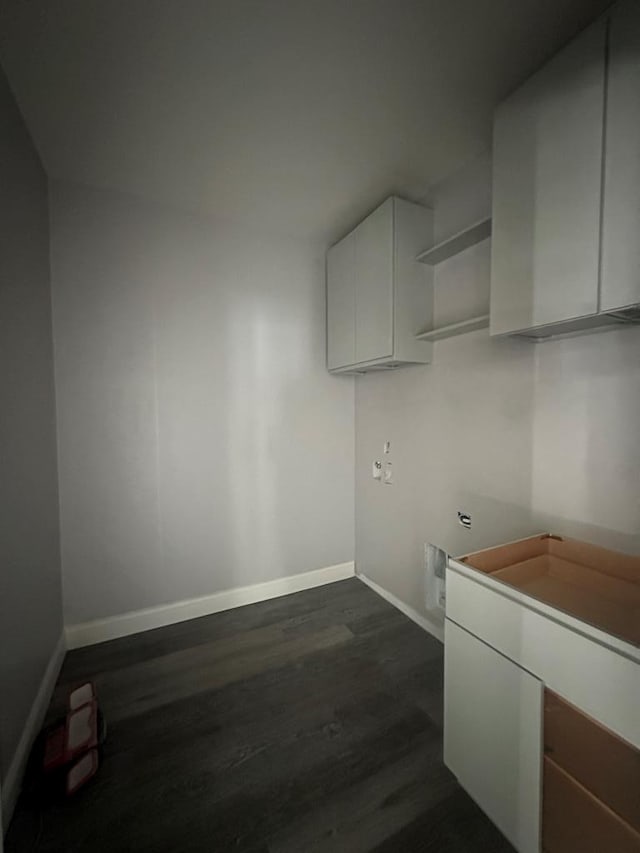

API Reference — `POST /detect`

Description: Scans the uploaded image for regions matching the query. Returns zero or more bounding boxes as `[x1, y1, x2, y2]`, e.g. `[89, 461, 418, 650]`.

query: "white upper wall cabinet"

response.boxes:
[490, 19, 607, 338]
[326, 197, 433, 372]
[601, 0, 640, 314]
[327, 232, 356, 370]
[353, 200, 394, 364]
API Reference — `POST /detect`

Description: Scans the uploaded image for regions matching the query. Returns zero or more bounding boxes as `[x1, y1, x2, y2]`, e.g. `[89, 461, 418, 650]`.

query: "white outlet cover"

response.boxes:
[383, 462, 393, 484]
[372, 461, 382, 480]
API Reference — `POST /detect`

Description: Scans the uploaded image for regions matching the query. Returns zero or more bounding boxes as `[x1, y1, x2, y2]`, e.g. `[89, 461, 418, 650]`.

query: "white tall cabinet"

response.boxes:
[326, 197, 433, 372]
[490, 1, 640, 339]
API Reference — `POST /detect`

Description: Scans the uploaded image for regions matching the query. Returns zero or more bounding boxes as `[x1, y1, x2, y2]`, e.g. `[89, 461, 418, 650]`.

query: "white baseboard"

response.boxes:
[357, 572, 444, 643]
[65, 561, 356, 650]
[2, 633, 66, 826]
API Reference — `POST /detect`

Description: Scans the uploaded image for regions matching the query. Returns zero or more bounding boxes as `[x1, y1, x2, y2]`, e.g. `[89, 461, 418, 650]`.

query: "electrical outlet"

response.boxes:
[383, 461, 393, 484]
[372, 461, 382, 480]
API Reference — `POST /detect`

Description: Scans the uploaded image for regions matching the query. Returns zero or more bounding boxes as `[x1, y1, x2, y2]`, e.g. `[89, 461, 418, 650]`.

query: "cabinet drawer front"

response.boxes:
[544, 690, 640, 832]
[543, 757, 640, 852]
[446, 566, 640, 748]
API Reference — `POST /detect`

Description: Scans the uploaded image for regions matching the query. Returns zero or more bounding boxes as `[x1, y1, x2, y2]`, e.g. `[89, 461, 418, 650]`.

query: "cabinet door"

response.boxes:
[444, 619, 542, 853]
[354, 199, 393, 363]
[326, 233, 355, 370]
[490, 21, 606, 336]
[601, 0, 640, 313]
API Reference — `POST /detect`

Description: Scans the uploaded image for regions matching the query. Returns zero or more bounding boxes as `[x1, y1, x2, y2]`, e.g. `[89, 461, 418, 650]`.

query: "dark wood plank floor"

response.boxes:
[7, 578, 514, 852]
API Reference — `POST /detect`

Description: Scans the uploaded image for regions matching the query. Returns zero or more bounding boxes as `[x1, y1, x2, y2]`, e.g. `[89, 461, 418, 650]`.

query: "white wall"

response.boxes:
[532, 327, 640, 554]
[50, 183, 354, 627]
[0, 67, 63, 799]
[355, 155, 640, 634]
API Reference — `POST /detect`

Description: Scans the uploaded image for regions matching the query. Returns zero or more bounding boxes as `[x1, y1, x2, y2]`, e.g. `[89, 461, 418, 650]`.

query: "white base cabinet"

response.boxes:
[445, 557, 640, 853]
[444, 619, 542, 853]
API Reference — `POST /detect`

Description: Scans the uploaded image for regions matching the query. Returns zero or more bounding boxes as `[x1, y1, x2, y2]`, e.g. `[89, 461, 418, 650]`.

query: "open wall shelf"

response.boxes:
[415, 314, 489, 342]
[416, 217, 492, 266]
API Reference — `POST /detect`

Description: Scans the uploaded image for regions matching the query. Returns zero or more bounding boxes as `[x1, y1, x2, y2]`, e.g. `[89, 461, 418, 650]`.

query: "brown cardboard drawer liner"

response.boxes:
[459, 534, 640, 647]
[543, 757, 640, 853]
[544, 690, 640, 833]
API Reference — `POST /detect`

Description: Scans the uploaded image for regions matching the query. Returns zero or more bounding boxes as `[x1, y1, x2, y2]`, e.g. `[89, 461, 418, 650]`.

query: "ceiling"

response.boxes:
[0, 0, 611, 241]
